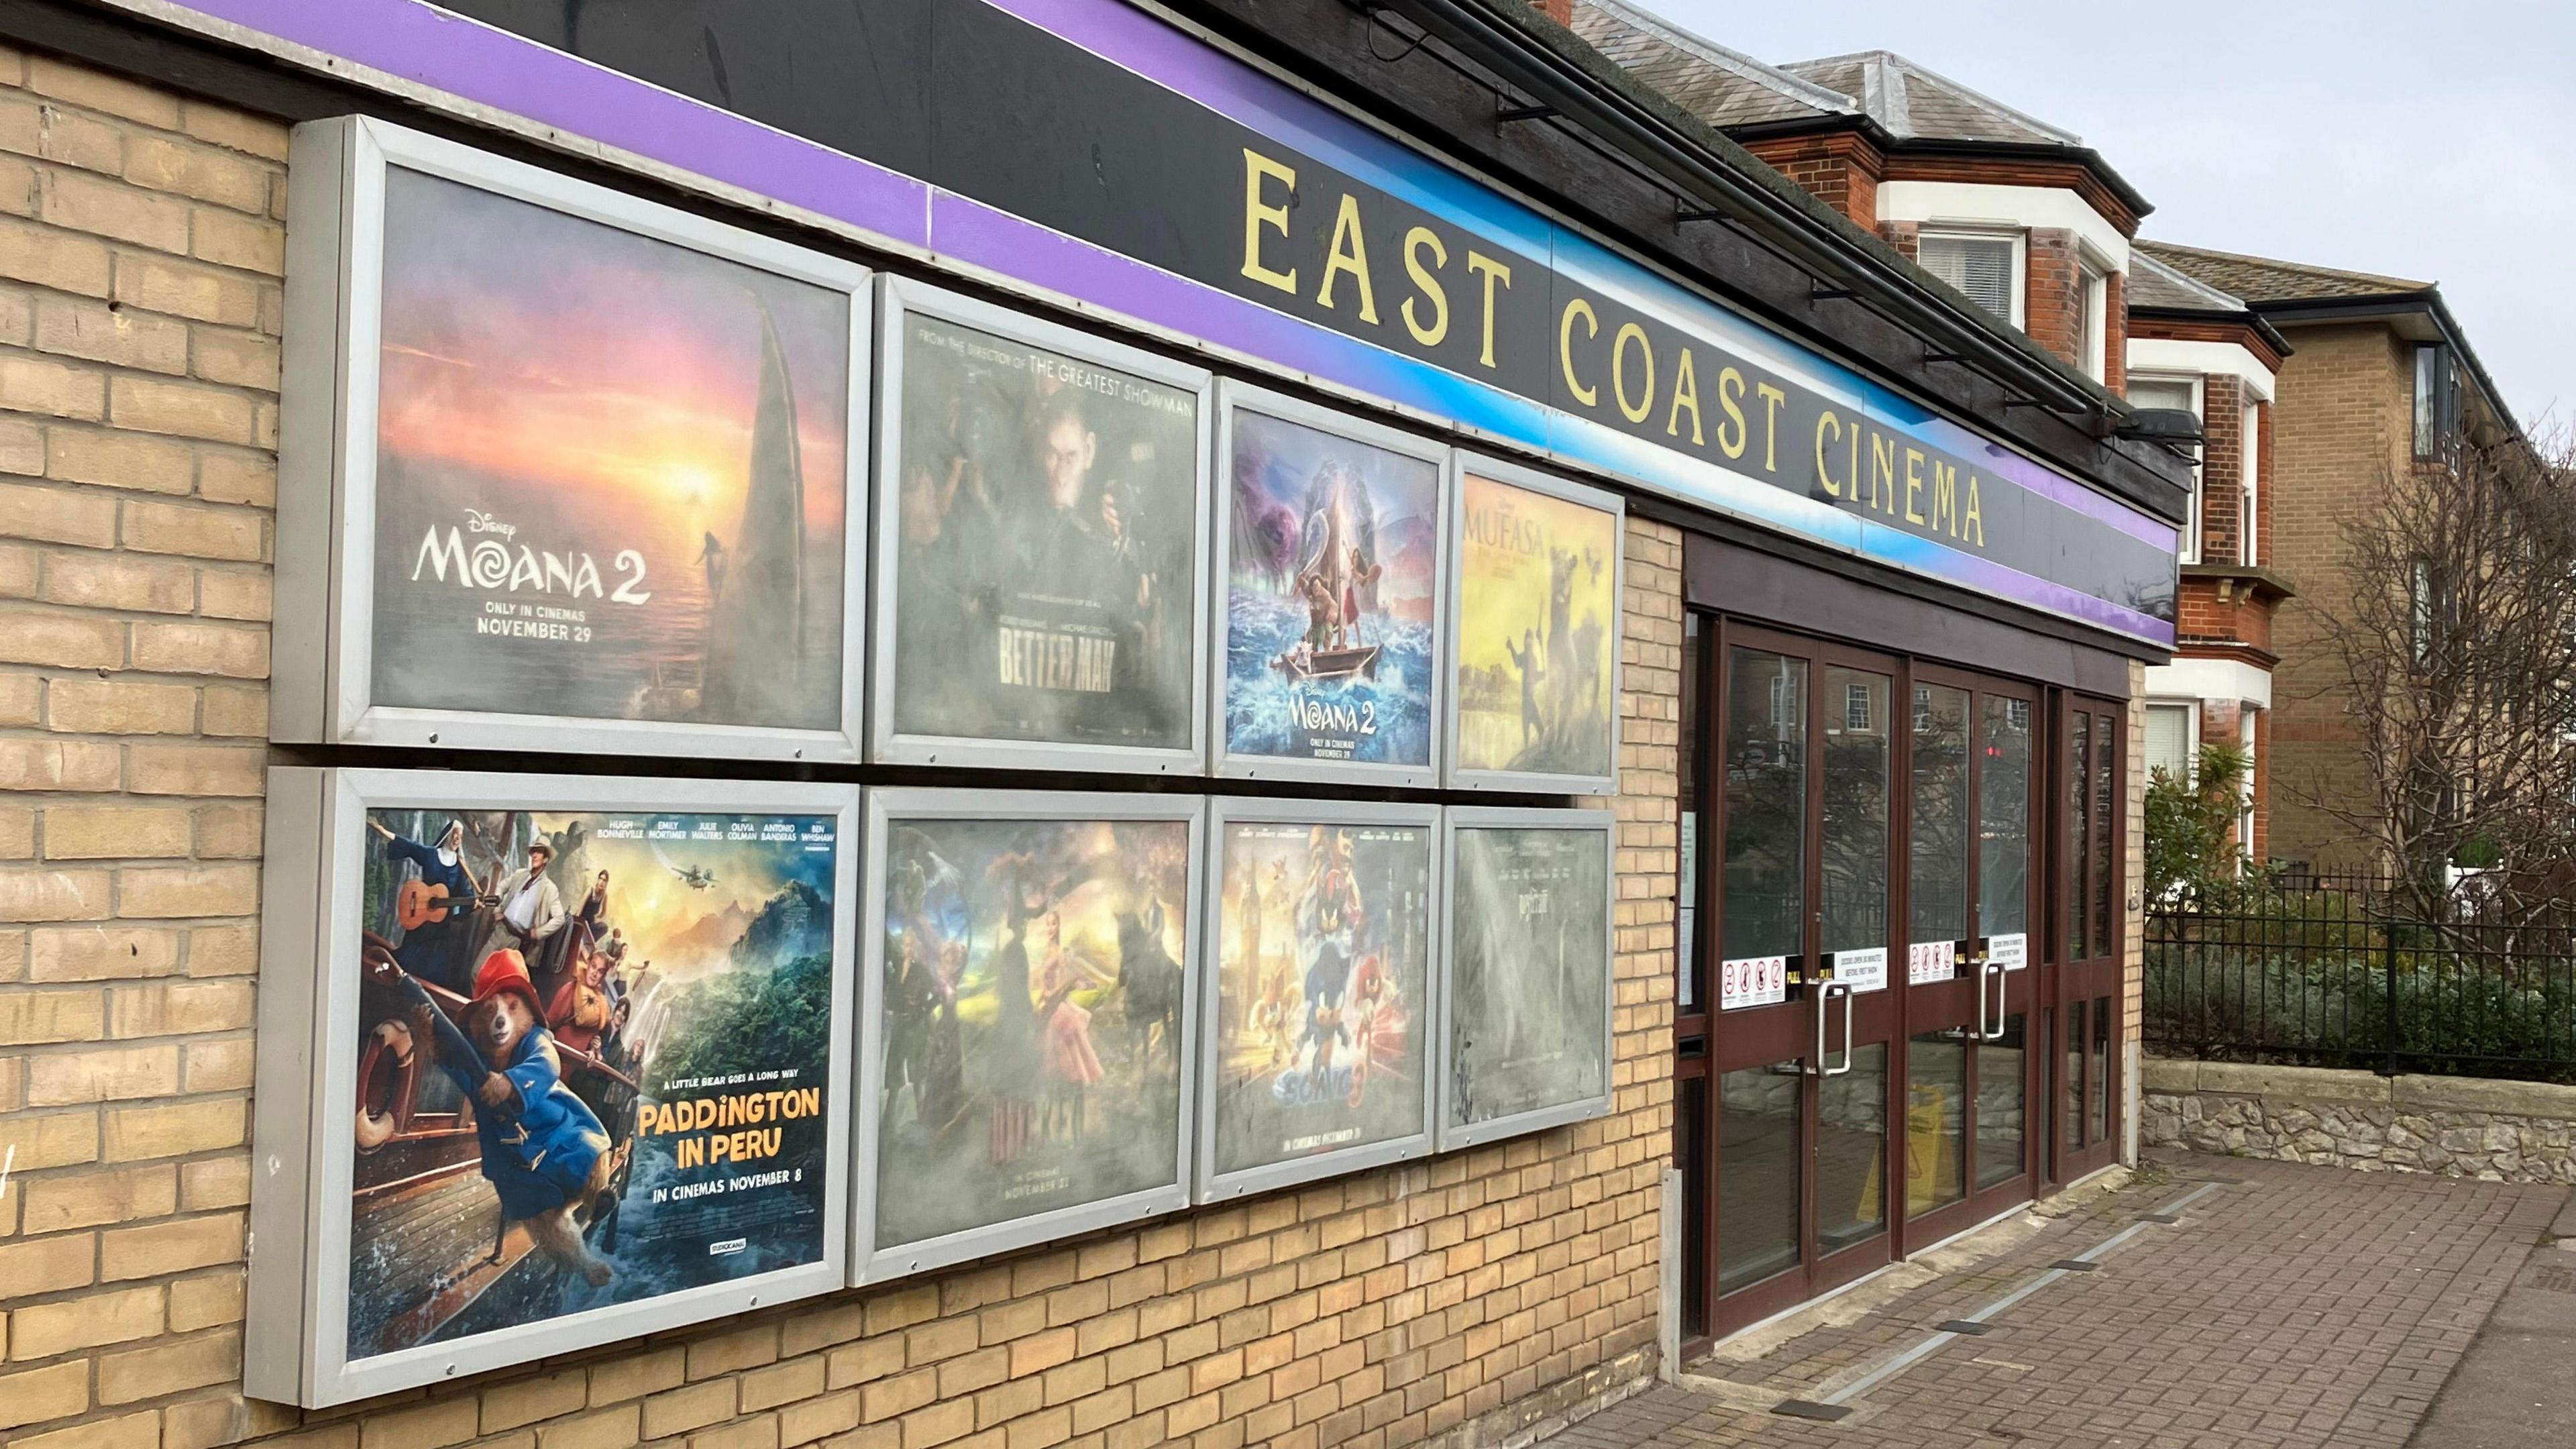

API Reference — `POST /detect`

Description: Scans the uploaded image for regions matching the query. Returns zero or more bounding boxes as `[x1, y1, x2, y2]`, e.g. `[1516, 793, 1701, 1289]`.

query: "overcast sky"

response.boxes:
[1644, 0, 2574, 434]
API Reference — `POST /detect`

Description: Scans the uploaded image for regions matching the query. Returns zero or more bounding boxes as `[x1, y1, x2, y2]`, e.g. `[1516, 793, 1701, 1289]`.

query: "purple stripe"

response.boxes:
[152, 0, 2171, 647]
[180, 0, 928, 246]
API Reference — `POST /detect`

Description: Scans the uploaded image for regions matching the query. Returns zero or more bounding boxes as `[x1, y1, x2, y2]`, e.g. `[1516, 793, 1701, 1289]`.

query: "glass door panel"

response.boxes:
[1723, 650, 1805, 979]
[1716, 1063, 1803, 1295]
[2053, 697, 2126, 1183]
[1908, 684, 1972, 987]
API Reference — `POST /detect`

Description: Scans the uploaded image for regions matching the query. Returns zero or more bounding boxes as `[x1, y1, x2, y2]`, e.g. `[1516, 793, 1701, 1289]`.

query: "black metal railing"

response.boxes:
[2144, 878, 2576, 1083]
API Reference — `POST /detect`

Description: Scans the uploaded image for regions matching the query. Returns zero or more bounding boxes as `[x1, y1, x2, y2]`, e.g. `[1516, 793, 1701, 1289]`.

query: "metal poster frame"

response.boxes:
[1432, 806, 1619, 1151]
[850, 788, 1203, 1285]
[1440, 452, 1627, 796]
[1209, 382, 1452, 788]
[244, 768, 862, 1408]
[868, 278, 1215, 775]
[270, 116, 875, 763]
[1194, 797, 1441, 1203]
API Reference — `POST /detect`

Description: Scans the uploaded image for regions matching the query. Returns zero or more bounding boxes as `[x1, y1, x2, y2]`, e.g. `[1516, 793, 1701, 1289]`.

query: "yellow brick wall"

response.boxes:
[0, 36, 282, 1449]
[0, 52, 1683, 1449]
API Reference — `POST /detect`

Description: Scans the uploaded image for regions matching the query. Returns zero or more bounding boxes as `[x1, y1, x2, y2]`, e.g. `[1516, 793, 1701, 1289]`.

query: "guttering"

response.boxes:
[2127, 306, 2293, 363]
[1371, 0, 2116, 424]
[2251, 290, 2522, 444]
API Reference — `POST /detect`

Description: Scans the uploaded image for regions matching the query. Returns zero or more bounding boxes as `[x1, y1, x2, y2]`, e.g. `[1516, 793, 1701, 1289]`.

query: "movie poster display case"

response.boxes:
[1195, 798, 1440, 1201]
[1442, 454, 1626, 796]
[246, 769, 861, 1407]
[852, 790, 1203, 1283]
[1434, 807, 1617, 1150]
[271, 117, 873, 763]
[1210, 384, 1452, 788]
[871, 280, 1214, 775]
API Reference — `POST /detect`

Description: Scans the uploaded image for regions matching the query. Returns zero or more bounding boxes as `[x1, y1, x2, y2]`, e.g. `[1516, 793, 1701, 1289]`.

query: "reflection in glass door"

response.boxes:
[1902, 669, 2041, 1242]
[1690, 629, 1900, 1343]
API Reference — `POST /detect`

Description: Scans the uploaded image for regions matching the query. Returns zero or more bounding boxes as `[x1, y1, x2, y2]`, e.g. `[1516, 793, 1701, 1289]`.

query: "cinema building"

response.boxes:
[0, 1, 2186, 1446]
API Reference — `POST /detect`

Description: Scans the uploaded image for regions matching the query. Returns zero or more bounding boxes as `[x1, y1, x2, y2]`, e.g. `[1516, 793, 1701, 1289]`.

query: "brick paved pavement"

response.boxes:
[1541, 1152, 2563, 1449]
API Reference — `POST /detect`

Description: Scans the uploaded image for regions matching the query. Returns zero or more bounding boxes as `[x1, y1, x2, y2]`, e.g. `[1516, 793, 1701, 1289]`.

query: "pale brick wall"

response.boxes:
[0, 36, 282, 1449]
[2263, 322, 2411, 872]
[0, 50, 1683, 1449]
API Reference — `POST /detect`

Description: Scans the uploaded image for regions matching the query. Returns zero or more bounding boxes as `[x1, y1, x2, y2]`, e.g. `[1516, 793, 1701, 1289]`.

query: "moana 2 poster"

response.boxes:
[1447, 824, 1611, 1130]
[368, 168, 853, 730]
[343, 805, 840, 1360]
[1210, 818, 1432, 1181]
[872, 814, 1190, 1252]
[1222, 410, 1441, 771]
[888, 314, 1199, 751]
[1452, 472, 1621, 782]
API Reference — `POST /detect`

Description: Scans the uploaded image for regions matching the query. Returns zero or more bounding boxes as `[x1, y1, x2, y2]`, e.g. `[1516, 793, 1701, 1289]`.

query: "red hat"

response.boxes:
[471, 949, 548, 1025]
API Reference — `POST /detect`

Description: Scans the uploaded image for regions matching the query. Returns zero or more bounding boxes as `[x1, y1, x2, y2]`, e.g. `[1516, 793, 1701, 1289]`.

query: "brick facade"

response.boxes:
[0, 52, 1694, 1449]
[1735, 132, 1880, 231]
[0, 36, 282, 1446]
[2261, 323, 2414, 871]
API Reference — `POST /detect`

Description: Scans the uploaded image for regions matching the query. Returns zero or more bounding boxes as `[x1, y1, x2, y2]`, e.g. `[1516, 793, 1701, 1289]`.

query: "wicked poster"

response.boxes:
[868, 804, 1193, 1267]
[1206, 812, 1433, 1191]
[342, 803, 842, 1361]
[1450, 468, 1622, 788]
[366, 166, 855, 735]
[1444, 818, 1613, 1138]
[882, 301, 1203, 761]
[1220, 404, 1443, 778]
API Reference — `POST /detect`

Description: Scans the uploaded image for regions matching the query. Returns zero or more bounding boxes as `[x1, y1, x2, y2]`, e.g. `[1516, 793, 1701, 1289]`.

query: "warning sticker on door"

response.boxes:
[1720, 955, 1789, 1010]
[1907, 941, 1956, 985]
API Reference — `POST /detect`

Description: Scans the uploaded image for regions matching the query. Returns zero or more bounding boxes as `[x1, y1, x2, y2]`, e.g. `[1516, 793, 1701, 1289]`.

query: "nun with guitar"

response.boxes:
[369, 818, 500, 994]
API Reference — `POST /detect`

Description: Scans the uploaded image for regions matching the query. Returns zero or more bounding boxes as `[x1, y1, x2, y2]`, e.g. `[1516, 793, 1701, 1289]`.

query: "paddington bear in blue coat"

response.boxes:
[396, 949, 616, 1285]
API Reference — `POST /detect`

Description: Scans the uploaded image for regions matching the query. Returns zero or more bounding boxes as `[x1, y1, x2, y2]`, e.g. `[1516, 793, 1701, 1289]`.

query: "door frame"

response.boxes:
[2049, 692, 2127, 1185]
[1683, 619, 1907, 1347]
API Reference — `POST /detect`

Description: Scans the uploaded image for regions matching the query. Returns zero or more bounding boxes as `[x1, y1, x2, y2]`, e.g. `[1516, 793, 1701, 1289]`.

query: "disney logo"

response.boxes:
[464, 509, 517, 541]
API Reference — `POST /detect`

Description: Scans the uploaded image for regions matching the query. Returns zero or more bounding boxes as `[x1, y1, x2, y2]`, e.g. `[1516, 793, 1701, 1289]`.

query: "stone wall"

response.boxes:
[2141, 1059, 2576, 1184]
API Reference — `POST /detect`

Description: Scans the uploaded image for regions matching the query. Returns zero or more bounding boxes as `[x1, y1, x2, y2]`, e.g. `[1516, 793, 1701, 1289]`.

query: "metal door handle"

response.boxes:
[1829, 983, 1856, 1077]
[1813, 981, 1852, 1077]
[1980, 962, 2007, 1042]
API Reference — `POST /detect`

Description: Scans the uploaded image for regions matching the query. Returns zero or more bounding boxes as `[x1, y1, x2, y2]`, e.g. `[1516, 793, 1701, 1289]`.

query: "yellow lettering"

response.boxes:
[1611, 322, 1654, 423]
[1558, 297, 1599, 407]
[1715, 366, 1748, 460]
[1240, 150, 1298, 294]
[1466, 251, 1511, 369]
[1666, 348, 1703, 443]
[1871, 432, 1896, 513]
[1931, 462, 1959, 536]
[1964, 474, 1985, 547]
[1904, 447, 1925, 524]
[1816, 411, 1842, 497]
[1316, 193, 1379, 323]
[1401, 227, 1449, 346]
[1756, 383, 1786, 472]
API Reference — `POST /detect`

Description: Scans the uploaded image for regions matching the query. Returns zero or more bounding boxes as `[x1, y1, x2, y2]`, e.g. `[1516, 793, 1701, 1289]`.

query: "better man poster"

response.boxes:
[888, 313, 1199, 753]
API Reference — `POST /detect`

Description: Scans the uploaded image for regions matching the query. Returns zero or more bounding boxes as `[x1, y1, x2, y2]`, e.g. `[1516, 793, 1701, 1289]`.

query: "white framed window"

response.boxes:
[2144, 701, 2197, 784]
[1844, 681, 1872, 733]
[1918, 229, 2025, 329]
[2076, 259, 2108, 380]
[2239, 400, 2261, 567]
[2238, 708, 2259, 855]
[2129, 374, 2203, 564]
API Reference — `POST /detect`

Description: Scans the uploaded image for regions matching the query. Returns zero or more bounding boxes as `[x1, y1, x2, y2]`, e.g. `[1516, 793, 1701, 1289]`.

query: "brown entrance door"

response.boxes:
[1684, 623, 1900, 1344]
[2053, 695, 2126, 1183]
[1896, 666, 2045, 1247]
